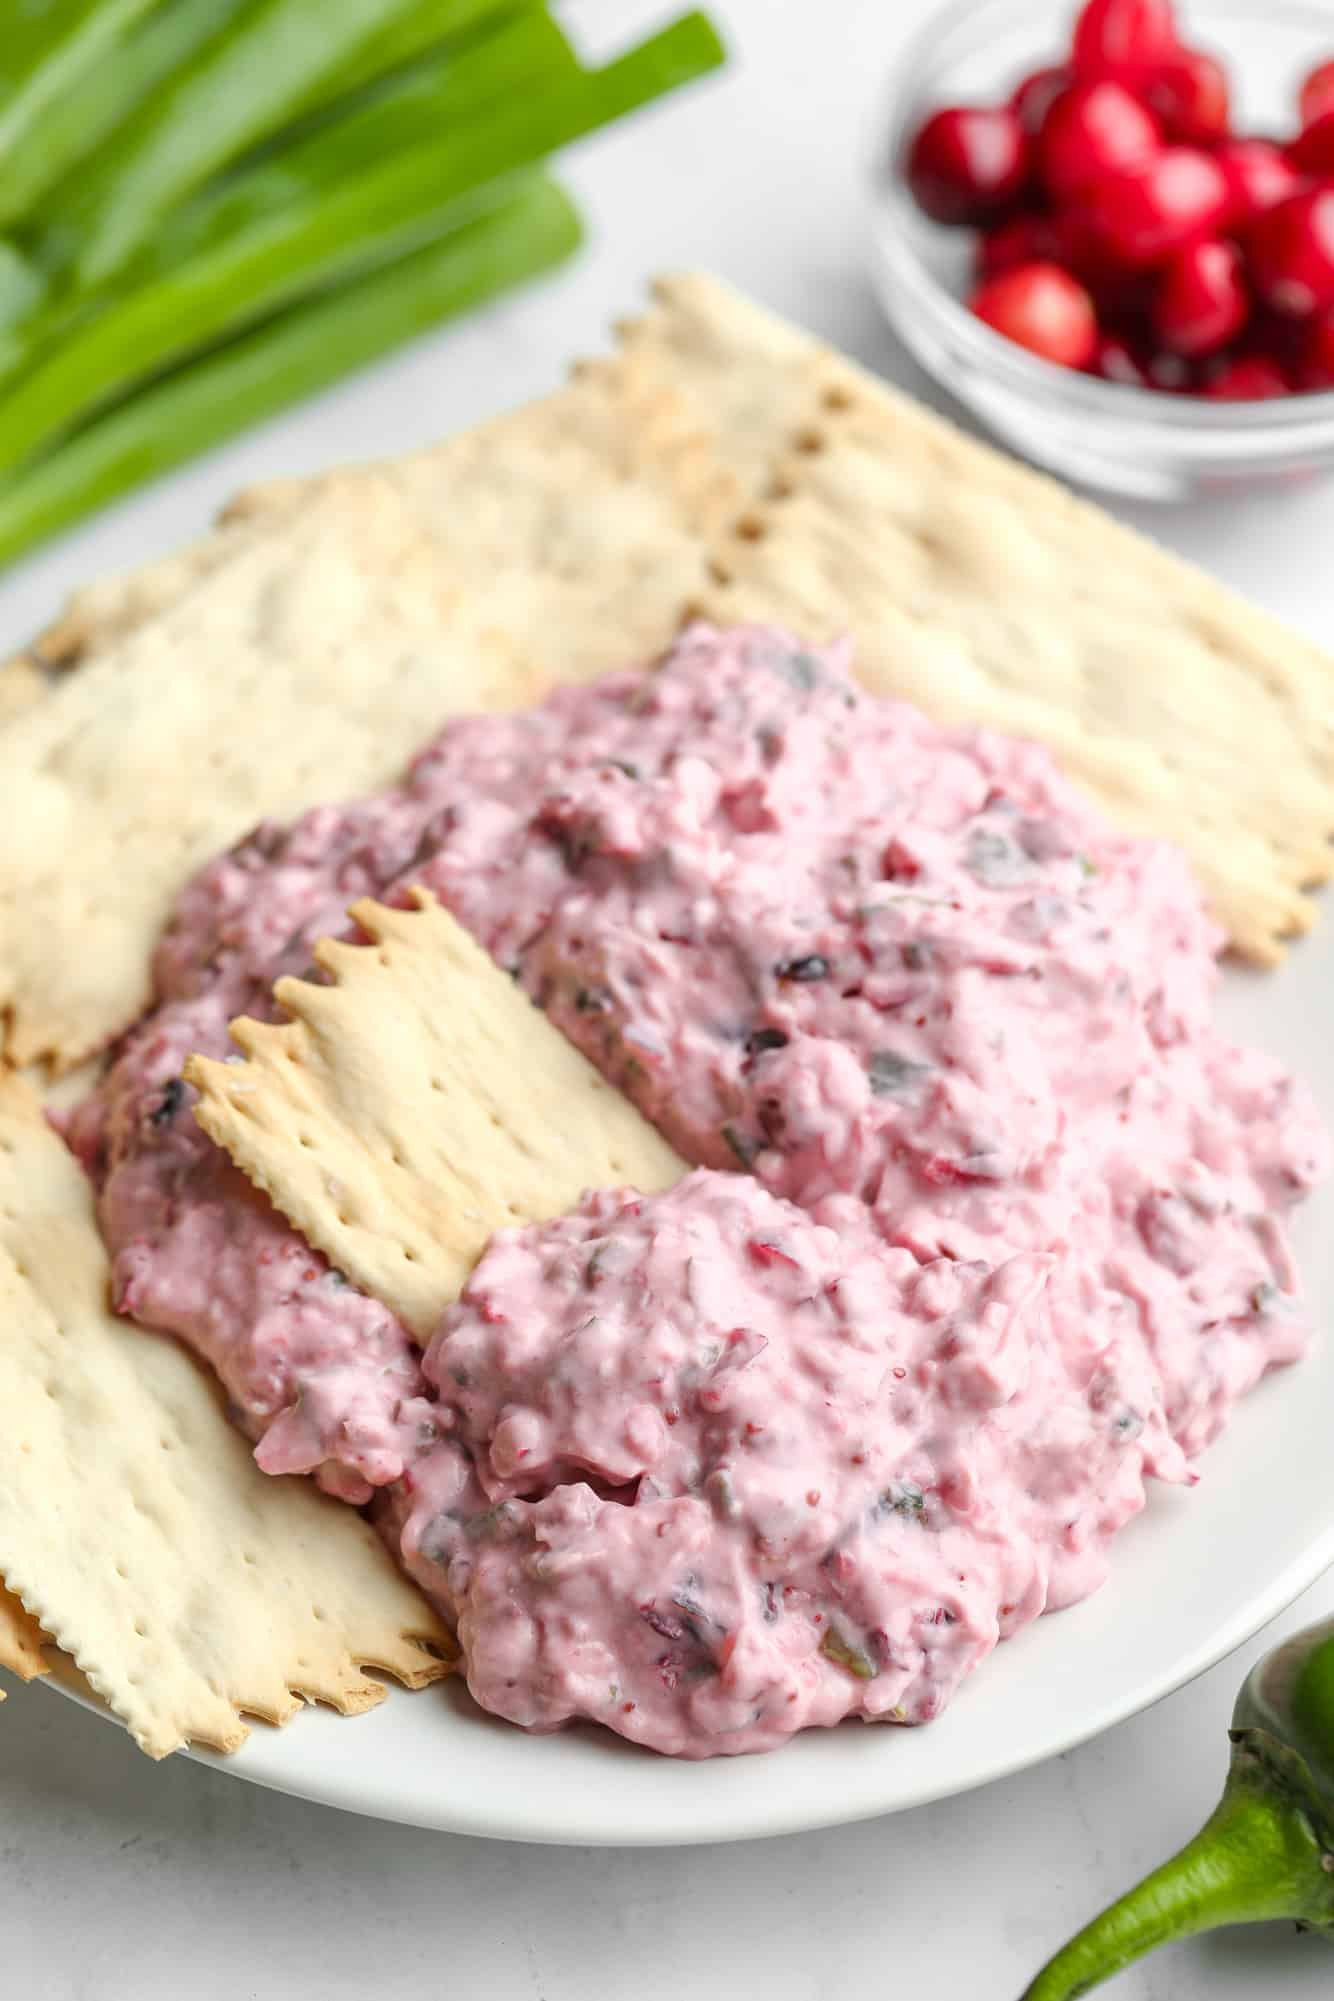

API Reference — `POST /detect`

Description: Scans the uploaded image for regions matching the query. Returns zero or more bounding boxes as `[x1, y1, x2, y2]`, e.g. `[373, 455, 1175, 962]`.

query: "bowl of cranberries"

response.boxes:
[871, 0, 1334, 497]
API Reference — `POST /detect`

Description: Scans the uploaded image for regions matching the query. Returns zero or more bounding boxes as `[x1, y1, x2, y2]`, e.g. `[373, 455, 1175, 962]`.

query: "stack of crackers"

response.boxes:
[0, 273, 1330, 1762]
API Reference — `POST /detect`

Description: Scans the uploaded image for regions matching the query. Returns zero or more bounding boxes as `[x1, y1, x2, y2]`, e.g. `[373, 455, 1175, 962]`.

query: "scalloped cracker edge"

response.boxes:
[0, 1073, 453, 1757]
[187, 893, 687, 1340]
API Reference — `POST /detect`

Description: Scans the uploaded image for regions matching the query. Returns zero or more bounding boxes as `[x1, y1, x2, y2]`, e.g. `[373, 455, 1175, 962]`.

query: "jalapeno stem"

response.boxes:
[1021, 1749, 1334, 1999]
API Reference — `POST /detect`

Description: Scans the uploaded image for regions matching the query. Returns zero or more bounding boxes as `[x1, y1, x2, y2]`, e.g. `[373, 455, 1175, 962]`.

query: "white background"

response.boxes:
[4, 1, 1334, 1994]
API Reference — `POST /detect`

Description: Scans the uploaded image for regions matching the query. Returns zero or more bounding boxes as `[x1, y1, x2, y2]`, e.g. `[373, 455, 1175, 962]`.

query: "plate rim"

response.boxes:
[38, 1487, 1334, 1846]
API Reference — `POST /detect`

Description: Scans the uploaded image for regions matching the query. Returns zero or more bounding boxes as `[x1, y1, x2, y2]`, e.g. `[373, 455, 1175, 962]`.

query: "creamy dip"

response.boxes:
[69, 624, 1326, 1754]
[391, 1173, 1185, 1752]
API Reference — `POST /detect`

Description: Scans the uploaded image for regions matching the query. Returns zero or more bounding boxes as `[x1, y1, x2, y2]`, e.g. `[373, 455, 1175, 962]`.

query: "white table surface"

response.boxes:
[4, 2, 1333, 1995]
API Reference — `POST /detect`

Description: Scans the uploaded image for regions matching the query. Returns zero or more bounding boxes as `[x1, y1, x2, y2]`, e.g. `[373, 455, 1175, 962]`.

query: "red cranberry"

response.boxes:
[1071, 0, 1179, 74]
[969, 261, 1099, 368]
[1086, 146, 1227, 267]
[1152, 238, 1248, 354]
[1298, 306, 1334, 388]
[1213, 139, 1301, 228]
[1142, 49, 1230, 144]
[1203, 354, 1289, 398]
[1247, 188, 1334, 316]
[1240, 305, 1309, 371]
[1037, 80, 1160, 201]
[905, 105, 1030, 224]
[1036, 209, 1153, 320]
[975, 212, 1059, 278]
[1010, 65, 1071, 136]
[1299, 58, 1334, 131]
[1046, 205, 1119, 279]
[1288, 112, 1334, 177]
[1098, 275, 1160, 328]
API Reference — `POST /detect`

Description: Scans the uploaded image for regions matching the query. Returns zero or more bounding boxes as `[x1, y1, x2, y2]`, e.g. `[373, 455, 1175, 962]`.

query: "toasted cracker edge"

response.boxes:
[0, 1071, 453, 1758]
[0, 1584, 49, 1688]
[187, 890, 688, 1339]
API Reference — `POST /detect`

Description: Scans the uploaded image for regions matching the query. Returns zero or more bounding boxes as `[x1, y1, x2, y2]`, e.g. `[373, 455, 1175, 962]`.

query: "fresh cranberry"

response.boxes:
[1299, 57, 1334, 131]
[1242, 306, 1309, 370]
[1071, 0, 1178, 74]
[1213, 139, 1301, 228]
[1297, 306, 1334, 388]
[1288, 112, 1334, 177]
[1142, 49, 1230, 143]
[1045, 204, 1115, 279]
[905, 105, 1030, 224]
[1010, 65, 1071, 136]
[1086, 146, 1228, 266]
[975, 212, 1059, 278]
[1247, 188, 1334, 315]
[1064, 241, 1154, 321]
[1203, 354, 1289, 398]
[1037, 80, 1160, 201]
[969, 261, 1099, 367]
[1152, 238, 1248, 354]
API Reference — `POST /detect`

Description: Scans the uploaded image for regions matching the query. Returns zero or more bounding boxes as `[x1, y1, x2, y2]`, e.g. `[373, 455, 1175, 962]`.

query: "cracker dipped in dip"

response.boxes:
[66, 625, 1327, 1757]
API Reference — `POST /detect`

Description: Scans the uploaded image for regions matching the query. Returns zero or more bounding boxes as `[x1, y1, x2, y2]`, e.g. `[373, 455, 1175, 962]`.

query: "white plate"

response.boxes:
[45, 915, 1334, 1845]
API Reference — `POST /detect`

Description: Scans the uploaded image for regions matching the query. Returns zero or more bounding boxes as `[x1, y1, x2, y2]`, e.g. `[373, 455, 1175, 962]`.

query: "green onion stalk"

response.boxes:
[1021, 1617, 1334, 1997]
[42, 0, 509, 289]
[0, 175, 580, 570]
[0, 0, 162, 181]
[0, 9, 725, 471]
[0, 0, 254, 231]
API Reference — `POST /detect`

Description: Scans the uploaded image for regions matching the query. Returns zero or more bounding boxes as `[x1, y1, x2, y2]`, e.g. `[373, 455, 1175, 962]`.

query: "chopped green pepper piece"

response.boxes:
[820, 1627, 877, 1681]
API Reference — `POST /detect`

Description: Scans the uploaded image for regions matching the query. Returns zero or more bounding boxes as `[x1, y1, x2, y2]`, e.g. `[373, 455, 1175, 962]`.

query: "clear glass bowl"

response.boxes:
[867, 0, 1334, 500]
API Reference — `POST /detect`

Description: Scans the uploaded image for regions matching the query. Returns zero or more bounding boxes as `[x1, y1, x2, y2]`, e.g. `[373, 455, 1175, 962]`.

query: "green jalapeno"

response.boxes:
[1022, 1617, 1334, 1997]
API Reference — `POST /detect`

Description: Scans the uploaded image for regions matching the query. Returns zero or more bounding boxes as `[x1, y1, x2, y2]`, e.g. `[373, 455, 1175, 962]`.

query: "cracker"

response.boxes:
[656, 275, 1334, 963]
[0, 656, 45, 723]
[0, 347, 735, 1072]
[0, 1073, 452, 1757]
[187, 893, 687, 1339]
[0, 1584, 48, 1687]
[32, 507, 293, 668]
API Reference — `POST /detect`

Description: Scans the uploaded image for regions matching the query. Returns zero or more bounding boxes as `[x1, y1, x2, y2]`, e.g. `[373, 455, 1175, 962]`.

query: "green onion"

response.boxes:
[0, 248, 44, 329]
[287, 0, 533, 120]
[0, 0, 253, 231]
[143, 8, 577, 276]
[0, 6, 567, 376]
[0, 0, 162, 180]
[0, 176, 581, 572]
[47, 0, 510, 290]
[0, 10, 724, 475]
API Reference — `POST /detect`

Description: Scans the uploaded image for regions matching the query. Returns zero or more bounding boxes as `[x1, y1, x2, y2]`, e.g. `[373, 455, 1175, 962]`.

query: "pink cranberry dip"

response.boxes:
[67, 623, 1327, 1758]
